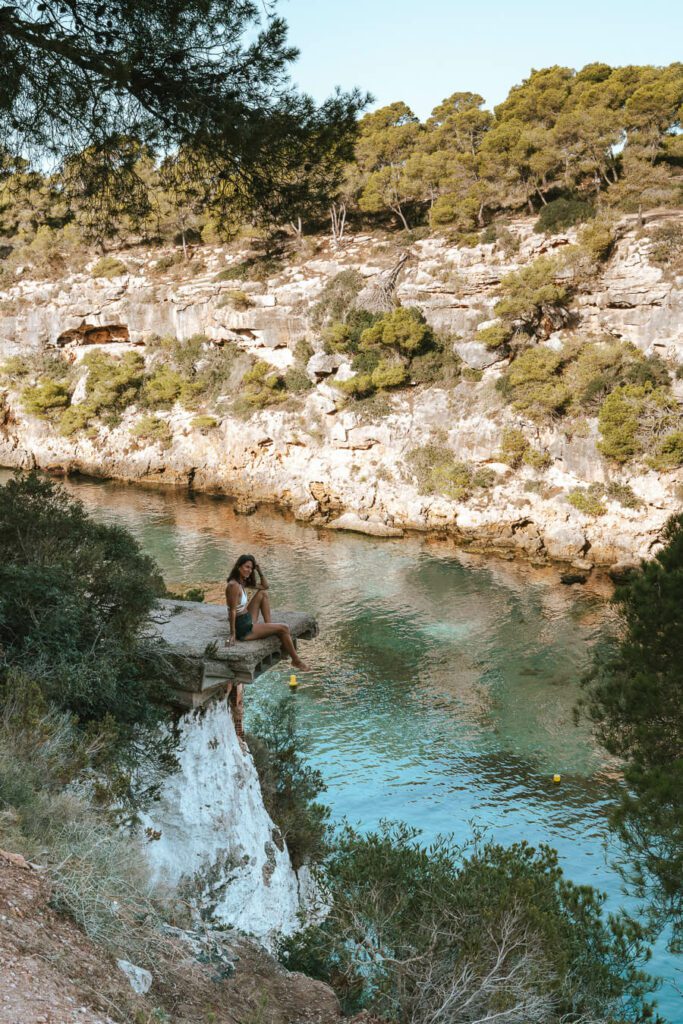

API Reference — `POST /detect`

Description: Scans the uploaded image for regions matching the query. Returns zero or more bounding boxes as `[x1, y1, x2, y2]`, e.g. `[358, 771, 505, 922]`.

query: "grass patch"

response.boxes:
[91, 256, 128, 279]
[406, 444, 496, 500]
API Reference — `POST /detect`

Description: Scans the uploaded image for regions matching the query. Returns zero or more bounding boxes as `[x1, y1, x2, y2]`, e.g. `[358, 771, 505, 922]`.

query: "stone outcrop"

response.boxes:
[1, 214, 682, 566]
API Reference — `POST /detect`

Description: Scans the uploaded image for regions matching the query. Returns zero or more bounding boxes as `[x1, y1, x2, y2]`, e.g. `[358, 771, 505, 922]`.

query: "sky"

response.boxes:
[281, 0, 683, 119]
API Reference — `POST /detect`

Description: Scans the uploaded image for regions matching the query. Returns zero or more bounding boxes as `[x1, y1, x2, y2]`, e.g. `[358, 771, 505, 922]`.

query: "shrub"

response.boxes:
[59, 350, 145, 432]
[240, 360, 287, 408]
[605, 482, 643, 508]
[0, 355, 32, 379]
[476, 322, 512, 349]
[480, 224, 498, 244]
[523, 447, 552, 470]
[598, 383, 681, 464]
[647, 222, 683, 268]
[91, 256, 128, 279]
[496, 227, 521, 256]
[225, 288, 253, 311]
[499, 428, 529, 467]
[495, 256, 569, 333]
[360, 306, 433, 357]
[131, 414, 173, 448]
[311, 269, 365, 327]
[280, 823, 656, 1022]
[647, 430, 683, 471]
[406, 445, 492, 500]
[577, 218, 615, 263]
[533, 197, 594, 234]
[335, 372, 375, 399]
[22, 379, 69, 417]
[283, 367, 312, 393]
[409, 334, 461, 386]
[190, 415, 218, 431]
[500, 346, 571, 419]
[567, 485, 607, 517]
[246, 694, 329, 870]
[370, 360, 408, 389]
[140, 364, 187, 409]
[0, 473, 164, 727]
[214, 262, 248, 282]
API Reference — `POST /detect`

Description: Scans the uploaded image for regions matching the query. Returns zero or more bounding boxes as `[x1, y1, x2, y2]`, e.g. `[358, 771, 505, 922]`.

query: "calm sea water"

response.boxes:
[5, 471, 678, 1018]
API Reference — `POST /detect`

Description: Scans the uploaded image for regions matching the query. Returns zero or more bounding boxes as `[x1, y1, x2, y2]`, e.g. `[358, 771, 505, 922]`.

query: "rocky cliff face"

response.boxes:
[139, 701, 313, 947]
[1, 214, 681, 567]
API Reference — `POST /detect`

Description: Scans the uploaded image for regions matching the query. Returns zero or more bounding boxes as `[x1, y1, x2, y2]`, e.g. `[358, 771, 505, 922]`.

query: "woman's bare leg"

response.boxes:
[247, 589, 271, 624]
[244, 622, 310, 670]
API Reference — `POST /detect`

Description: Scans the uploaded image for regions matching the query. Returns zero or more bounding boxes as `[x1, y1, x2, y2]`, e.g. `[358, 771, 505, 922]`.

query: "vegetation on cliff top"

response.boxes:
[1, 60, 682, 266]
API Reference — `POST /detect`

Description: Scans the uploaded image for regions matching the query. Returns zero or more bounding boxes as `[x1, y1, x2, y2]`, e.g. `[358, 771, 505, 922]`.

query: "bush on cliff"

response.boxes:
[246, 694, 329, 870]
[0, 473, 165, 728]
[280, 822, 657, 1022]
[406, 445, 496, 500]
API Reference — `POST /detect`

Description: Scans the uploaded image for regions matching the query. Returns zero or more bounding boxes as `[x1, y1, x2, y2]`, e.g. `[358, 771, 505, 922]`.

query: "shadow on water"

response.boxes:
[4, 470, 677, 1019]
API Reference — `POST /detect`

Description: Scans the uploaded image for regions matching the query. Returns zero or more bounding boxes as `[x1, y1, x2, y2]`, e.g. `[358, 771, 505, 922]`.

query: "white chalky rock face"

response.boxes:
[139, 700, 304, 946]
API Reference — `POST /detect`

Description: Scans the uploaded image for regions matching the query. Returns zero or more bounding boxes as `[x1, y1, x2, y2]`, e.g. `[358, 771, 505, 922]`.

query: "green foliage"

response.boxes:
[22, 378, 69, 417]
[246, 695, 329, 870]
[0, 474, 165, 727]
[283, 367, 312, 393]
[647, 430, 683, 471]
[0, 3, 366, 232]
[499, 427, 529, 467]
[406, 445, 496, 500]
[523, 447, 552, 470]
[605, 482, 643, 509]
[577, 218, 616, 263]
[60, 350, 145, 434]
[190, 415, 218, 431]
[647, 222, 683, 268]
[280, 823, 657, 1022]
[0, 692, 171, 965]
[476, 322, 512, 349]
[495, 256, 569, 334]
[582, 513, 683, 948]
[91, 256, 128, 279]
[598, 383, 681, 464]
[140, 364, 188, 409]
[131, 415, 173, 448]
[224, 289, 253, 311]
[567, 485, 608, 517]
[534, 197, 594, 233]
[360, 306, 433, 356]
[409, 334, 461, 385]
[499, 347, 571, 419]
[240, 360, 287, 408]
[311, 269, 365, 327]
[370, 360, 409, 389]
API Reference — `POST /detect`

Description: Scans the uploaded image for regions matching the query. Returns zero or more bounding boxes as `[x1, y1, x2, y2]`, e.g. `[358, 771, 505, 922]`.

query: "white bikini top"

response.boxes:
[234, 583, 248, 613]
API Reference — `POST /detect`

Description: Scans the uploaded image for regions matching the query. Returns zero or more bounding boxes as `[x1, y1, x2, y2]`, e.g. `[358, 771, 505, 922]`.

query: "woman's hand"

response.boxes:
[225, 635, 236, 648]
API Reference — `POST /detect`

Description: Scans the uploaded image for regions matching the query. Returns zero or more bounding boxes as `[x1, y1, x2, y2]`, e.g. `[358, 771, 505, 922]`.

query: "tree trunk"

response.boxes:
[290, 216, 304, 245]
[330, 202, 347, 246]
[393, 205, 410, 231]
[536, 186, 548, 207]
[476, 200, 485, 228]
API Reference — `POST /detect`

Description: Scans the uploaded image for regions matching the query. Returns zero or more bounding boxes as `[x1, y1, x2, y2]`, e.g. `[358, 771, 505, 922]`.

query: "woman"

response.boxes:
[225, 554, 311, 671]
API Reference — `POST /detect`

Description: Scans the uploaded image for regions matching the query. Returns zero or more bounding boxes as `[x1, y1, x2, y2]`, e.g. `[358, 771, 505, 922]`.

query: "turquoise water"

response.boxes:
[10, 472, 678, 1018]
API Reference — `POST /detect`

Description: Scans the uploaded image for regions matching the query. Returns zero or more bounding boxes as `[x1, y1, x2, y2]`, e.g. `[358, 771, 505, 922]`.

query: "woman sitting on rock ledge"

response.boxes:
[225, 554, 311, 671]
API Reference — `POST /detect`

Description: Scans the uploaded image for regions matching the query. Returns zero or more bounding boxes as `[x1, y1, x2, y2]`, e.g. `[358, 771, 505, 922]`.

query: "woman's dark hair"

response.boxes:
[227, 553, 256, 587]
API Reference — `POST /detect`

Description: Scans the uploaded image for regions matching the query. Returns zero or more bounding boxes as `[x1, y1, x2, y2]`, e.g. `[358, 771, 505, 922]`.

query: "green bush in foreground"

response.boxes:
[280, 823, 657, 1022]
[534, 197, 594, 234]
[582, 512, 683, 950]
[0, 473, 165, 727]
[131, 414, 173, 448]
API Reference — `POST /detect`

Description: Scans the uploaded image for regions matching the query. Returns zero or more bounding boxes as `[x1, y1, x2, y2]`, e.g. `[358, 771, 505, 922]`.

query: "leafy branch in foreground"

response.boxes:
[581, 512, 683, 952]
[0, 1, 368, 223]
[281, 822, 658, 1023]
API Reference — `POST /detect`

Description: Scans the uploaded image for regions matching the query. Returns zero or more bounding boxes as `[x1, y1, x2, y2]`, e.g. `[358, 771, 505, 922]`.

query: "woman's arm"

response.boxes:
[225, 581, 239, 645]
[254, 562, 269, 590]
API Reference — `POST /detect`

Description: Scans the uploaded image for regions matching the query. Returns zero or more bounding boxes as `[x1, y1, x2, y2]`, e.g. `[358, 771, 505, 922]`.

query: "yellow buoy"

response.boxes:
[553, 774, 561, 784]
[289, 674, 298, 689]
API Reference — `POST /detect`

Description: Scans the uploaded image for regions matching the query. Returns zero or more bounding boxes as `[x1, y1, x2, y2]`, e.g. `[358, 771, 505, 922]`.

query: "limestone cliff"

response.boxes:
[1, 213, 682, 566]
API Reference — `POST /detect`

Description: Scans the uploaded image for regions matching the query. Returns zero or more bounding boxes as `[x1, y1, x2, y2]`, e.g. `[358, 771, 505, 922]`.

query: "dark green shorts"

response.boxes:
[235, 613, 253, 641]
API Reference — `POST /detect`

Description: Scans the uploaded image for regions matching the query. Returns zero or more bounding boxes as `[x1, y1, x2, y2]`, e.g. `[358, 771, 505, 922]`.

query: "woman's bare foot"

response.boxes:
[291, 659, 312, 672]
